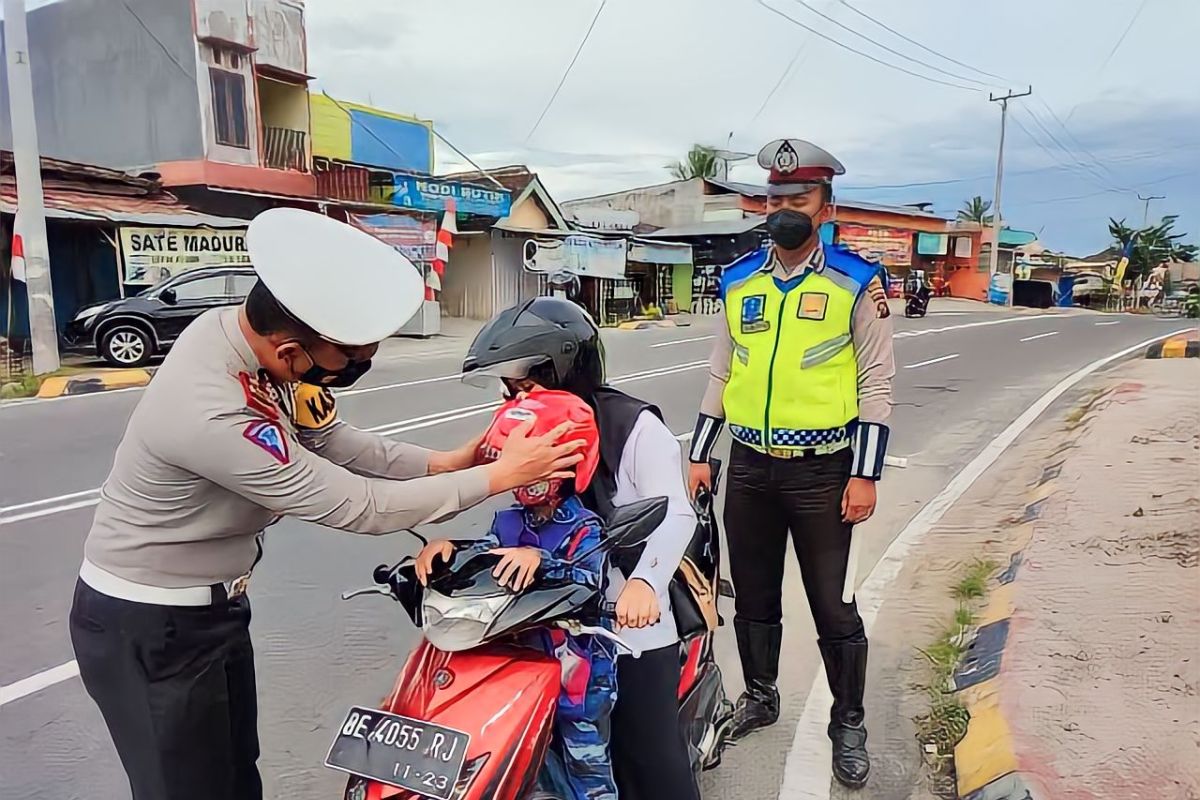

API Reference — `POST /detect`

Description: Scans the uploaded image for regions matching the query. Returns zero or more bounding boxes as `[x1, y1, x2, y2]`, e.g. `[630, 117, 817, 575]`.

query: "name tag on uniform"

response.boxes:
[740, 294, 770, 334]
[797, 292, 828, 321]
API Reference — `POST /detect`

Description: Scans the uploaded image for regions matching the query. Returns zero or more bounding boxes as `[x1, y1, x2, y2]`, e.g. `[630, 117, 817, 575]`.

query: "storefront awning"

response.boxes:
[629, 238, 692, 265]
[1, 185, 247, 228]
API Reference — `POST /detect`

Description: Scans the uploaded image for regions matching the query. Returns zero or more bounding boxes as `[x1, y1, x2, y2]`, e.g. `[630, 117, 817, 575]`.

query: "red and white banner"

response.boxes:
[429, 199, 456, 301]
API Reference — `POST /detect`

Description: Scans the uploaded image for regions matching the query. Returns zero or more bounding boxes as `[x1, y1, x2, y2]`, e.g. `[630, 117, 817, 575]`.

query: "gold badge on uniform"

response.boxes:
[797, 292, 828, 321]
[290, 383, 338, 430]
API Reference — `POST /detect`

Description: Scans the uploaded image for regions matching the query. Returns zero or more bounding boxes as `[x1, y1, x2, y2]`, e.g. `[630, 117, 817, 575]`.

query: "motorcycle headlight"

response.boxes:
[422, 590, 513, 652]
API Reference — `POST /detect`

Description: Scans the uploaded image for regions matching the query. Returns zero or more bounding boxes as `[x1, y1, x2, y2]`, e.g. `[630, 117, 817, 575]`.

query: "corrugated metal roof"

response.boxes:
[638, 216, 765, 238]
[705, 178, 767, 197]
[0, 183, 247, 228]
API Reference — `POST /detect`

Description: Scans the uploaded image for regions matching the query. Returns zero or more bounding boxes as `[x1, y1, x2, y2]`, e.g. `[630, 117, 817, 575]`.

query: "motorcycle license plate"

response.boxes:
[325, 706, 470, 800]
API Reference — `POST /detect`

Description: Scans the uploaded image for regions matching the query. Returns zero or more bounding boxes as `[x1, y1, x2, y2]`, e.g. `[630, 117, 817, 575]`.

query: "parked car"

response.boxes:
[62, 266, 257, 367]
[1070, 271, 1111, 307]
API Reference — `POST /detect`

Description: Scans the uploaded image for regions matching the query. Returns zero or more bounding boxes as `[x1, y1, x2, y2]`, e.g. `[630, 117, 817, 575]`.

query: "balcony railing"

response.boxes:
[262, 127, 307, 172]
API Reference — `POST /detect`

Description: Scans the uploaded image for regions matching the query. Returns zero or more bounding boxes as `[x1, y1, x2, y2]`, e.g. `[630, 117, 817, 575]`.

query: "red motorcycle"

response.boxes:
[325, 494, 733, 800]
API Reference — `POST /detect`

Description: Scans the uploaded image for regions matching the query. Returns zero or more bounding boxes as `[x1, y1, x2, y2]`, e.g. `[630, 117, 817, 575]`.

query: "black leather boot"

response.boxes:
[727, 619, 783, 741]
[820, 640, 870, 789]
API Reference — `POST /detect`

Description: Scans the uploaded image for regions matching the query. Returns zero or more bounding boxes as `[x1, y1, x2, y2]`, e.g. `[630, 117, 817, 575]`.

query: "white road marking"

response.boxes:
[1095, 320, 1121, 326]
[892, 314, 1055, 339]
[903, 353, 960, 369]
[1019, 331, 1060, 342]
[0, 362, 709, 526]
[335, 372, 461, 397]
[779, 327, 1197, 799]
[926, 311, 969, 316]
[650, 335, 714, 348]
[0, 660, 80, 708]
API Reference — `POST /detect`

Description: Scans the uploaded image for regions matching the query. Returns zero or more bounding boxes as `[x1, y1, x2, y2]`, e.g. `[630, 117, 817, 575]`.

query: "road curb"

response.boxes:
[1145, 333, 1199, 359]
[952, 465, 1065, 799]
[35, 369, 152, 398]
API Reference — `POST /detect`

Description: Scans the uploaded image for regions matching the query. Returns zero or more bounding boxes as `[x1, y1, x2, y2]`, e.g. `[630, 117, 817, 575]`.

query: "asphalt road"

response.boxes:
[0, 303, 1189, 800]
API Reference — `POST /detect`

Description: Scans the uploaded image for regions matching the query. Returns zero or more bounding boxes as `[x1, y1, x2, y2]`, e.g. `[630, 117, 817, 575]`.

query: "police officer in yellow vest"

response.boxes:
[687, 139, 895, 789]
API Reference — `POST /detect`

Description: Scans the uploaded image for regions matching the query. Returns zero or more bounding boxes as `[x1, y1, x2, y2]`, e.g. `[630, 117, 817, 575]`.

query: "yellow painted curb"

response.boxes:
[37, 369, 152, 398]
[955, 678, 1019, 797]
[1010, 522, 1035, 551]
[1161, 337, 1189, 358]
[1027, 478, 1057, 505]
[976, 582, 1016, 627]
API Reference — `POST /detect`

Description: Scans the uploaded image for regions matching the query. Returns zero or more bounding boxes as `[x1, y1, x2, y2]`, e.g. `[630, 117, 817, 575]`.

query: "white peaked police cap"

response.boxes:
[247, 208, 424, 346]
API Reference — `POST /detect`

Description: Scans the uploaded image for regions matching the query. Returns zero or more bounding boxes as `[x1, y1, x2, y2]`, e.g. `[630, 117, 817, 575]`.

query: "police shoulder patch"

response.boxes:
[238, 371, 280, 420]
[867, 277, 890, 319]
[243, 420, 290, 464]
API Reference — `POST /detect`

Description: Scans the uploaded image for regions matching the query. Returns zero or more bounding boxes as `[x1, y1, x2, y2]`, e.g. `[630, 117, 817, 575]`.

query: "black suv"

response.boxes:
[62, 266, 258, 367]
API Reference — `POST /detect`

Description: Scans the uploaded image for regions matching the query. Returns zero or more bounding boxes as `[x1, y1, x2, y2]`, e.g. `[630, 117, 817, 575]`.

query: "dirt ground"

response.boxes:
[855, 358, 1200, 800]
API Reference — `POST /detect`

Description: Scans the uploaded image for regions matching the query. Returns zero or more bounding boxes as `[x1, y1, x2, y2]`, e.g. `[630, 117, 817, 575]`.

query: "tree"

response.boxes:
[1108, 215, 1198, 282]
[957, 195, 994, 224]
[667, 145, 719, 180]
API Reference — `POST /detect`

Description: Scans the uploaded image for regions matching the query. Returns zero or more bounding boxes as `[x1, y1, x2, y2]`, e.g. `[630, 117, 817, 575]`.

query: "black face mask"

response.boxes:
[293, 345, 373, 388]
[766, 209, 815, 250]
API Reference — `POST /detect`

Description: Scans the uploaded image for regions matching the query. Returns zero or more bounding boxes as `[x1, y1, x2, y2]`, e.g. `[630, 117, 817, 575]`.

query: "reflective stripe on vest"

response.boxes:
[722, 267, 859, 452]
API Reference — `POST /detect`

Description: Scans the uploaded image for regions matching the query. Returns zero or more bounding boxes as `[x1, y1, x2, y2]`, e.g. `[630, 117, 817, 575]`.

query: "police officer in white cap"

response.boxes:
[687, 140, 895, 789]
[68, 209, 584, 800]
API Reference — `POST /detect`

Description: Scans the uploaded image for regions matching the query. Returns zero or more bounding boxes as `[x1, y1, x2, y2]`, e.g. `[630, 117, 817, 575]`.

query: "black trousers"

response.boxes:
[611, 645, 699, 800]
[723, 443, 866, 646]
[69, 580, 262, 800]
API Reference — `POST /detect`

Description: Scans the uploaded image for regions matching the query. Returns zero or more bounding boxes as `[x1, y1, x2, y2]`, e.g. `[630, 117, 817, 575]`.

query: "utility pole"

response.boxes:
[4, 0, 59, 373]
[1138, 193, 1165, 227]
[988, 86, 1033, 307]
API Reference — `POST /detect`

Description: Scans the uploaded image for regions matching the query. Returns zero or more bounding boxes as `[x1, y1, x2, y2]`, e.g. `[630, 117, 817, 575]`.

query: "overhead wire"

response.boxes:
[754, 0, 981, 91]
[748, 44, 813, 125]
[1097, 0, 1151, 75]
[833, 0, 1010, 83]
[1018, 106, 1114, 186]
[784, 0, 996, 88]
[525, 0, 608, 143]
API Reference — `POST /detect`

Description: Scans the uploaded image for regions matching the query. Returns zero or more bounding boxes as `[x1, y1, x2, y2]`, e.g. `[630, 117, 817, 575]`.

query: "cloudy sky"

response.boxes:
[305, 0, 1198, 256]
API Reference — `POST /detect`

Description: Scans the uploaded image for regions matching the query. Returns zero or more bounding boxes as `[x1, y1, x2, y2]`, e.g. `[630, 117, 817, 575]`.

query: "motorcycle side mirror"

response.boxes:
[606, 496, 669, 549]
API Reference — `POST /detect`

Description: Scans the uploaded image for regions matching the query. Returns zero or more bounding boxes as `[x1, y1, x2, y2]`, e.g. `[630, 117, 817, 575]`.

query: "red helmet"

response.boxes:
[480, 389, 600, 493]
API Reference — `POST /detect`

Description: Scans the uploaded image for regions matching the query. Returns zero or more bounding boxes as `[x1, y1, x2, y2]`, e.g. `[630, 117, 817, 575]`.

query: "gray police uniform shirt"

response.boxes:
[84, 307, 491, 589]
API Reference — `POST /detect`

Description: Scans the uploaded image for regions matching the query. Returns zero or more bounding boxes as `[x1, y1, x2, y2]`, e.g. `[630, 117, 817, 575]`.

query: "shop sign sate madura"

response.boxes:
[120, 227, 250, 285]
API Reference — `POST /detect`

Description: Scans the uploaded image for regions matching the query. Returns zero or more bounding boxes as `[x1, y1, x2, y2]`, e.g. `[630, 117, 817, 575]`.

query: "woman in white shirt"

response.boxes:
[462, 297, 701, 800]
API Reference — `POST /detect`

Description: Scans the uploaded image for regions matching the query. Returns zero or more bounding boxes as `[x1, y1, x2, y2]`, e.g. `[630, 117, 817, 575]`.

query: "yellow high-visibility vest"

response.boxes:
[720, 245, 879, 453]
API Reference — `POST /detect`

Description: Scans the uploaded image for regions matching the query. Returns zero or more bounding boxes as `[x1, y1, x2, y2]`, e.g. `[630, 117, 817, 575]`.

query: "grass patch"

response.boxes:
[913, 558, 998, 798]
[0, 365, 92, 400]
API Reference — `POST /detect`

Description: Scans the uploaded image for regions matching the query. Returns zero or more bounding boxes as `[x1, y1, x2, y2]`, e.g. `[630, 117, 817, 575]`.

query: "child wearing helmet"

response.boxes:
[414, 389, 617, 800]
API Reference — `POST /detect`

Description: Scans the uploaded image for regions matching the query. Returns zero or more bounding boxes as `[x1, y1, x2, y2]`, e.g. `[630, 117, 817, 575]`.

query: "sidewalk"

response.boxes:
[857, 358, 1200, 800]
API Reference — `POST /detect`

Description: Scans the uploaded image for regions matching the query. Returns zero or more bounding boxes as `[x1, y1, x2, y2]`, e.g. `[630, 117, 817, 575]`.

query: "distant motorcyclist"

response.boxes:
[904, 270, 930, 318]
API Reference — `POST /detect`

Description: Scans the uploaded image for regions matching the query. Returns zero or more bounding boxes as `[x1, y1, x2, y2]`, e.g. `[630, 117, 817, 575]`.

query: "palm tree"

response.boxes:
[1108, 215, 1198, 282]
[667, 145, 719, 180]
[957, 196, 994, 224]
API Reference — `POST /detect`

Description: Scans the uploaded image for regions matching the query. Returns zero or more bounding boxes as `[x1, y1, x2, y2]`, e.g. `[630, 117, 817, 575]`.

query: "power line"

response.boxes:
[839, 148, 1197, 193]
[1098, 0, 1151, 75]
[755, 0, 980, 91]
[1018, 106, 1115, 187]
[834, 0, 1010, 83]
[1034, 96, 1115, 180]
[525, 0, 607, 143]
[749, 44, 812, 125]
[121, 0, 194, 81]
[1010, 112, 1118, 193]
[786, 0, 995, 88]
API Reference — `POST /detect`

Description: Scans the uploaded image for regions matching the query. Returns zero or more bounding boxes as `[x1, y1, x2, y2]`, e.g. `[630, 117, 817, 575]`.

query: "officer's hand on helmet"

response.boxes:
[414, 539, 456, 586]
[487, 419, 585, 494]
[687, 461, 712, 498]
[842, 477, 877, 524]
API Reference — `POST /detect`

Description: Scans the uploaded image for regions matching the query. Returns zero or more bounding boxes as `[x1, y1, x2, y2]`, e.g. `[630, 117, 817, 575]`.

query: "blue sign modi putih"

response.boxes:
[391, 176, 512, 217]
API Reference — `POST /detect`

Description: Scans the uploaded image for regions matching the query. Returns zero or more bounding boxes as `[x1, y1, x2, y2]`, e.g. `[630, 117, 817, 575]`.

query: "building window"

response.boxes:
[210, 68, 248, 148]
